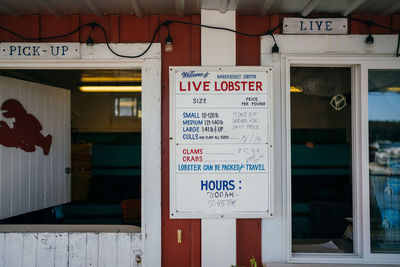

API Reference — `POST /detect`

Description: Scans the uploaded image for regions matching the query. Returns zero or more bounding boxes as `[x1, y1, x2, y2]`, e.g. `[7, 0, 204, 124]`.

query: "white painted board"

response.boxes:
[0, 232, 142, 267]
[0, 75, 71, 219]
[283, 18, 348, 34]
[0, 43, 80, 60]
[170, 66, 274, 218]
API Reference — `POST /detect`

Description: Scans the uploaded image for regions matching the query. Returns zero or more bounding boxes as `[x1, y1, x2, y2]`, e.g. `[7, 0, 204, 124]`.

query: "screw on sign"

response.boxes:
[0, 99, 52, 155]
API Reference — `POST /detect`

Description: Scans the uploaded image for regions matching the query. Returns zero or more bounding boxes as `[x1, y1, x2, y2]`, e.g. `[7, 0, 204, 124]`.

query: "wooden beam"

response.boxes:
[83, 0, 104, 17]
[37, 0, 62, 16]
[0, 2, 19, 16]
[259, 0, 275, 17]
[174, 0, 185, 17]
[219, 0, 230, 14]
[301, 0, 321, 17]
[130, 0, 144, 18]
[228, 0, 240, 10]
[342, 0, 367, 16]
[382, 1, 400, 16]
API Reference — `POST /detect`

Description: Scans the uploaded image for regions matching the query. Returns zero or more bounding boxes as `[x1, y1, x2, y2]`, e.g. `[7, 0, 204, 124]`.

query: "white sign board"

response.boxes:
[0, 43, 80, 59]
[283, 18, 347, 34]
[169, 67, 274, 218]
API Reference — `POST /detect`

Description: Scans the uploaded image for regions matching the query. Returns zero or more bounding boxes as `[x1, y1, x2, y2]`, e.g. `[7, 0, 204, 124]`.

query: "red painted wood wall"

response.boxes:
[0, 13, 398, 267]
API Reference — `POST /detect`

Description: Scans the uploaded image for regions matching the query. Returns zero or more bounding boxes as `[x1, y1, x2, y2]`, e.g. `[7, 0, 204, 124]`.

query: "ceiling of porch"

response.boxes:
[0, 0, 399, 18]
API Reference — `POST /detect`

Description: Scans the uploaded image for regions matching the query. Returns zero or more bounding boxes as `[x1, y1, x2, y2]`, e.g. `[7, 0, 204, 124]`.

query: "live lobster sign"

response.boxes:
[169, 66, 274, 219]
[0, 99, 52, 155]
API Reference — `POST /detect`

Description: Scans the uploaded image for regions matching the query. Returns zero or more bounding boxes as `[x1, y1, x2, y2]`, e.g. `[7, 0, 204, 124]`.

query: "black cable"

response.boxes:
[165, 20, 283, 37]
[95, 21, 167, 58]
[349, 17, 399, 33]
[0, 16, 399, 58]
[0, 22, 96, 41]
[94, 20, 282, 58]
[397, 33, 400, 57]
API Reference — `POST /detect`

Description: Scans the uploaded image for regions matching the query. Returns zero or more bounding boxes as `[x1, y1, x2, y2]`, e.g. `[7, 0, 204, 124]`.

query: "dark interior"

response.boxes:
[290, 67, 353, 253]
[0, 70, 142, 226]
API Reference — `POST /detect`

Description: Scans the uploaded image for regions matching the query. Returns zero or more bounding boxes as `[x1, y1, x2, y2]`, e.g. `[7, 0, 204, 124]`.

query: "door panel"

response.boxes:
[0, 75, 70, 219]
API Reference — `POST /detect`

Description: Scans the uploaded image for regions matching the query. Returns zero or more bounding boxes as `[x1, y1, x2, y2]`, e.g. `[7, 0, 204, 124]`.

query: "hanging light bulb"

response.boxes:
[165, 26, 173, 53]
[365, 33, 374, 54]
[272, 42, 279, 62]
[86, 22, 98, 46]
[165, 34, 173, 53]
[86, 35, 94, 46]
[365, 21, 374, 54]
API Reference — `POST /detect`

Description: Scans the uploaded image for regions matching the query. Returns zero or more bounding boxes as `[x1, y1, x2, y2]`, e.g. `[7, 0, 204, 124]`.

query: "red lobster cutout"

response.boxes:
[0, 99, 52, 155]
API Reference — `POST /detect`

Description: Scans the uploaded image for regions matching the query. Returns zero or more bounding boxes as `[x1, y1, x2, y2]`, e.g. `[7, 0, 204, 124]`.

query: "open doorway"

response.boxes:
[0, 69, 142, 227]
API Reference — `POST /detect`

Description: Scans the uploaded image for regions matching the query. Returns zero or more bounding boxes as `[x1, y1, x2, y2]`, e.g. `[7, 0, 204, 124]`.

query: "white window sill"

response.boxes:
[267, 264, 399, 267]
[0, 224, 141, 233]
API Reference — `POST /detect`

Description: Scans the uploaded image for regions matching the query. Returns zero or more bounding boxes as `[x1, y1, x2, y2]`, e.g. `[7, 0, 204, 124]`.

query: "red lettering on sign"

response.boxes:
[256, 81, 262, 91]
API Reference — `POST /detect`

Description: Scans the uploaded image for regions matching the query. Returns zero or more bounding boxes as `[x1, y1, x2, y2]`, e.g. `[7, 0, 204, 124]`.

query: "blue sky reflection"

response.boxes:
[368, 92, 400, 122]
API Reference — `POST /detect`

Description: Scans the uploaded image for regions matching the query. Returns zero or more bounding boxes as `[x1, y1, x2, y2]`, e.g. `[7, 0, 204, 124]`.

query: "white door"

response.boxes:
[0, 75, 70, 220]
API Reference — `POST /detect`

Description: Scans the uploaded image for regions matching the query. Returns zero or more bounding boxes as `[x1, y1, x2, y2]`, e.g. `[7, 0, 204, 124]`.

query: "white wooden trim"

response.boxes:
[359, 63, 370, 259]
[351, 64, 363, 257]
[201, 9, 236, 267]
[261, 35, 399, 56]
[261, 34, 400, 265]
[141, 57, 161, 267]
[283, 56, 400, 265]
[0, 43, 161, 267]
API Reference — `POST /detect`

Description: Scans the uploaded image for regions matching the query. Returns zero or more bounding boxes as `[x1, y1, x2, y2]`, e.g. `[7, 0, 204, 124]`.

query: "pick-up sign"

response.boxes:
[0, 43, 80, 59]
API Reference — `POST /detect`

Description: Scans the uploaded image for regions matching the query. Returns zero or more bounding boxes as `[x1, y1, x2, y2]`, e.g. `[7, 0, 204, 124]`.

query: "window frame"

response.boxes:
[111, 93, 142, 118]
[282, 56, 400, 265]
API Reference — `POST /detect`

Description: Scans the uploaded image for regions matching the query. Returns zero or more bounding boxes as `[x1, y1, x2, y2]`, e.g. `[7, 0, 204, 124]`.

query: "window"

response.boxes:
[114, 96, 142, 118]
[290, 67, 353, 253]
[284, 58, 400, 264]
[368, 69, 400, 254]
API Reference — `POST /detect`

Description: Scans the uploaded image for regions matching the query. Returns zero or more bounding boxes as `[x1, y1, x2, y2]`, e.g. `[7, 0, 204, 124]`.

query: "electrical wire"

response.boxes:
[96, 20, 282, 58]
[95, 21, 166, 58]
[349, 17, 399, 33]
[0, 16, 399, 58]
[0, 22, 95, 41]
[397, 34, 400, 57]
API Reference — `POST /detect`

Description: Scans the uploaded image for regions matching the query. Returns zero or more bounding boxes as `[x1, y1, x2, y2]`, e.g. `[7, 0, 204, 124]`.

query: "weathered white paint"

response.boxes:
[260, 35, 400, 265]
[261, 34, 400, 56]
[0, 76, 70, 219]
[283, 18, 347, 34]
[0, 43, 80, 60]
[201, 9, 236, 267]
[201, 9, 235, 66]
[0, 43, 161, 266]
[0, 232, 142, 267]
[80, 43, 160, 60]
[141, 57, 161, 267]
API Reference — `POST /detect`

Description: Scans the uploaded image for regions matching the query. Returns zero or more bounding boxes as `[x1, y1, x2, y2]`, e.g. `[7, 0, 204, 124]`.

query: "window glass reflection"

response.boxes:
[369, 70, 400, 253]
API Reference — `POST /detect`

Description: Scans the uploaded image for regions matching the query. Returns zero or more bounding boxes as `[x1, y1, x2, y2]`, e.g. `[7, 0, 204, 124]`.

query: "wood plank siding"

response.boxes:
[0, 13, 399, 267]
[0, 232, 141, 267]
